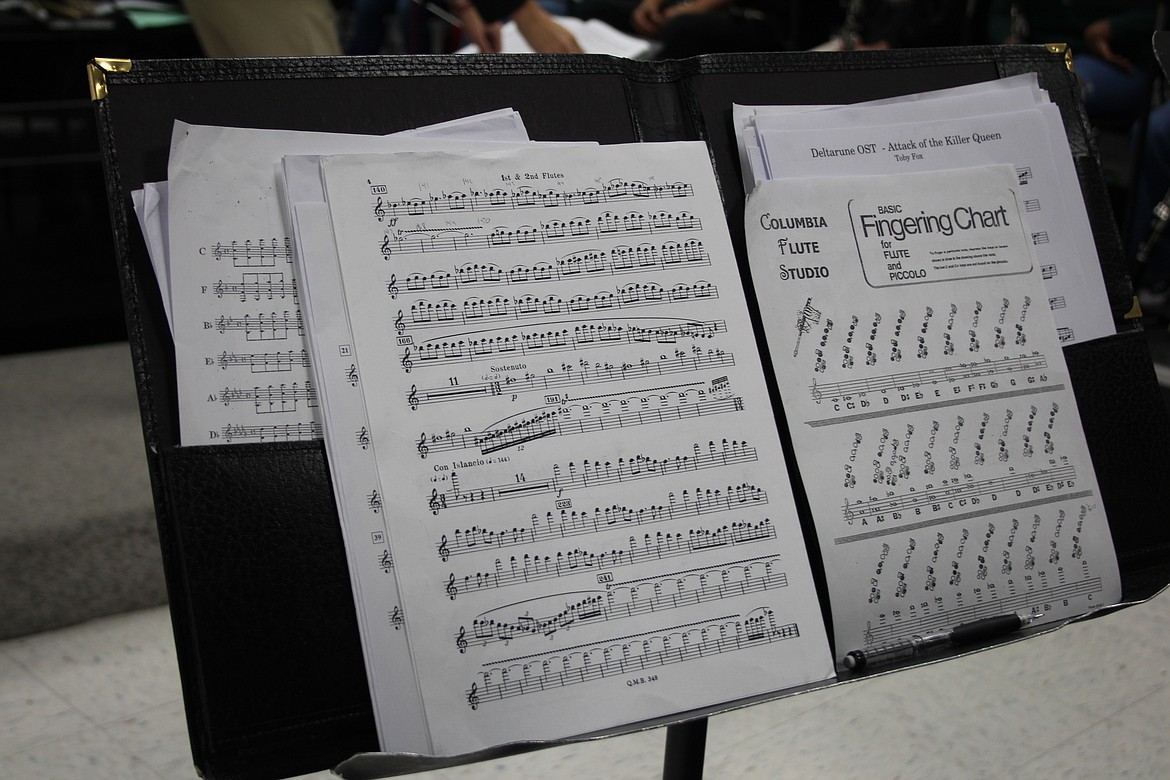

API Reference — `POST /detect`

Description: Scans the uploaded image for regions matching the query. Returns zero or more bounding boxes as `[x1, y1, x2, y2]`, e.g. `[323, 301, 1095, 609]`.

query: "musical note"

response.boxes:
[409, 319, 727, 369]
[219, 421, 321, 442]
[417, 390, 744, 458]
[382, 210, 702, 257]
[406, 348, 734, 408]
[217, 349, 312, 374]
[207, 237, 292, 267]
[400, 281, 718, 333]
[466, 607, 799, 706]
[371, 179, 695, 221]
[428, 439, 758, 512]
[836, 463, 1080, 533]
[437, 481, 766, 559]
[805, 353, 1048, 404]
[455, 557, 789, 651]
[212, 272, 298, 302]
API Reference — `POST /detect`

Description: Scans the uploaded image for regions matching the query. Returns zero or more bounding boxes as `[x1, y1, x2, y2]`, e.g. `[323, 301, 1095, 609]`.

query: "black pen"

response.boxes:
[842, 612, 1035, 672]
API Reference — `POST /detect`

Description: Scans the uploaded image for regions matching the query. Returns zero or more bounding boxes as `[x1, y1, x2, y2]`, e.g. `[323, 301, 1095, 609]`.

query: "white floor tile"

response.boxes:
[1, 591, 1166, 780]
[4, 607, 181, 725]
[0, 651, 92, 757]
[0, 725, 163, 780]
[101, 699, 195, 780]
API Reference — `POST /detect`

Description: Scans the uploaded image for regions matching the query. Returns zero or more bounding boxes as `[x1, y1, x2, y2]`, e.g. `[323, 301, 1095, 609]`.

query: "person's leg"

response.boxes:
[183, 0, 342, 56]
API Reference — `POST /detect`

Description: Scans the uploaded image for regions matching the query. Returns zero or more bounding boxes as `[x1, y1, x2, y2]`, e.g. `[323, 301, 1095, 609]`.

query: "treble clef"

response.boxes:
[381, 234, 392, 257]
[374, 196, 386, 222]
[811, 379, 822, 403]
[387, 273, 399, 300]
[395, 310, 405, 335]
[446, 572, 458, 600]
[438, 534, 450, 562]
[346, 364, 359, 387]
[456, 625, 468, 653]
[401, 348, 413, 374]
[430, 488, 446, 515]
[466, 682, 479, 710]
[417, 432, 429, 459]
[407, 385, 419, 411]
[390, 606, 403, 630]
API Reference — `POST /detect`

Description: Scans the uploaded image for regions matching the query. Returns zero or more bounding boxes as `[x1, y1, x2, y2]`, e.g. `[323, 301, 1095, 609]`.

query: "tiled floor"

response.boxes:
[1, 589, 1167, 780]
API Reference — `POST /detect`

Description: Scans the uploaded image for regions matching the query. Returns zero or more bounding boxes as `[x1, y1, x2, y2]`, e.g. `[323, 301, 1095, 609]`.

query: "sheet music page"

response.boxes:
[316, 142, 835, 754]
[284, 141, 559, 753]
[753, 107, 1115, 346]
[165, 116, 529, 445]
[733, 74, 1045, 191]
[743, 166, 1121, 665]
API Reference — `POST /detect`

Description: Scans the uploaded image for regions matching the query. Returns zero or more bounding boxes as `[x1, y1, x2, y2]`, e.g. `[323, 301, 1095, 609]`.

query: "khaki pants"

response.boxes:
[183, 0, 343, 56]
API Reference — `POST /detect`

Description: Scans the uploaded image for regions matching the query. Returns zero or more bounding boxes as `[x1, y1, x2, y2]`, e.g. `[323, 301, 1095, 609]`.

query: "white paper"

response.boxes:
[315, 142, 835, 754]
[284, 139, 563, 752]
[456, 16, 657, 59]
[743, 166, 1121, 663]
[753, 106, 1115, 345]
[732, 74, 1045, 190]
[164, 115, 529, 445]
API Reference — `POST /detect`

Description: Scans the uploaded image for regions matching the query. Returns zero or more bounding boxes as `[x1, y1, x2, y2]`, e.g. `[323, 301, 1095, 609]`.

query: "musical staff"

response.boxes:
[389, 240, 711, 299]
[212, 272, 298, 302]
[466, 607, 798, 707]
[437, 482, 768, 559]
[217, 381, 318, 413]
[216, 349, 312, 373]
[213, 310, 304, 341]
[406, 319, 727, 370]
[457, 556, 789, 650]
[407, 347, 735, 409]
[840, 462, 1079, 529]
[403, 280, 718, 332]
[444, 520, 776, 598]
[381, 209, 702, 256]
[205, 237, 292, 267]
[862, 576, 1103, 645]
[428, 439, 759, 513]
[370, 178, 695, 220]
[417, 391, 744, 458]
[809, 353, 1048, 403]
[219, 421, 321, 442]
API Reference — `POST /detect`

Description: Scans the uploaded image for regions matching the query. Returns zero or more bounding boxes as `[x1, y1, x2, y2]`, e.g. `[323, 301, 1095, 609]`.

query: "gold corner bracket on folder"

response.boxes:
[1043, 43, 1073, 71]
[88, 58, 133, 101]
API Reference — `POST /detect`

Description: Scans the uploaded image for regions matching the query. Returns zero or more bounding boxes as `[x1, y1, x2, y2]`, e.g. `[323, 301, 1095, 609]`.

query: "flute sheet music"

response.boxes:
[748, 103, 1114, 346]
[743, 166, 1121, 662]
[313, 142, 835, 754]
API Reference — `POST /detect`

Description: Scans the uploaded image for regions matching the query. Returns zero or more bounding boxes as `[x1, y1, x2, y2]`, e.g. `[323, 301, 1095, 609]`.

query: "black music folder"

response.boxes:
[91, 46, 1170, 780]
